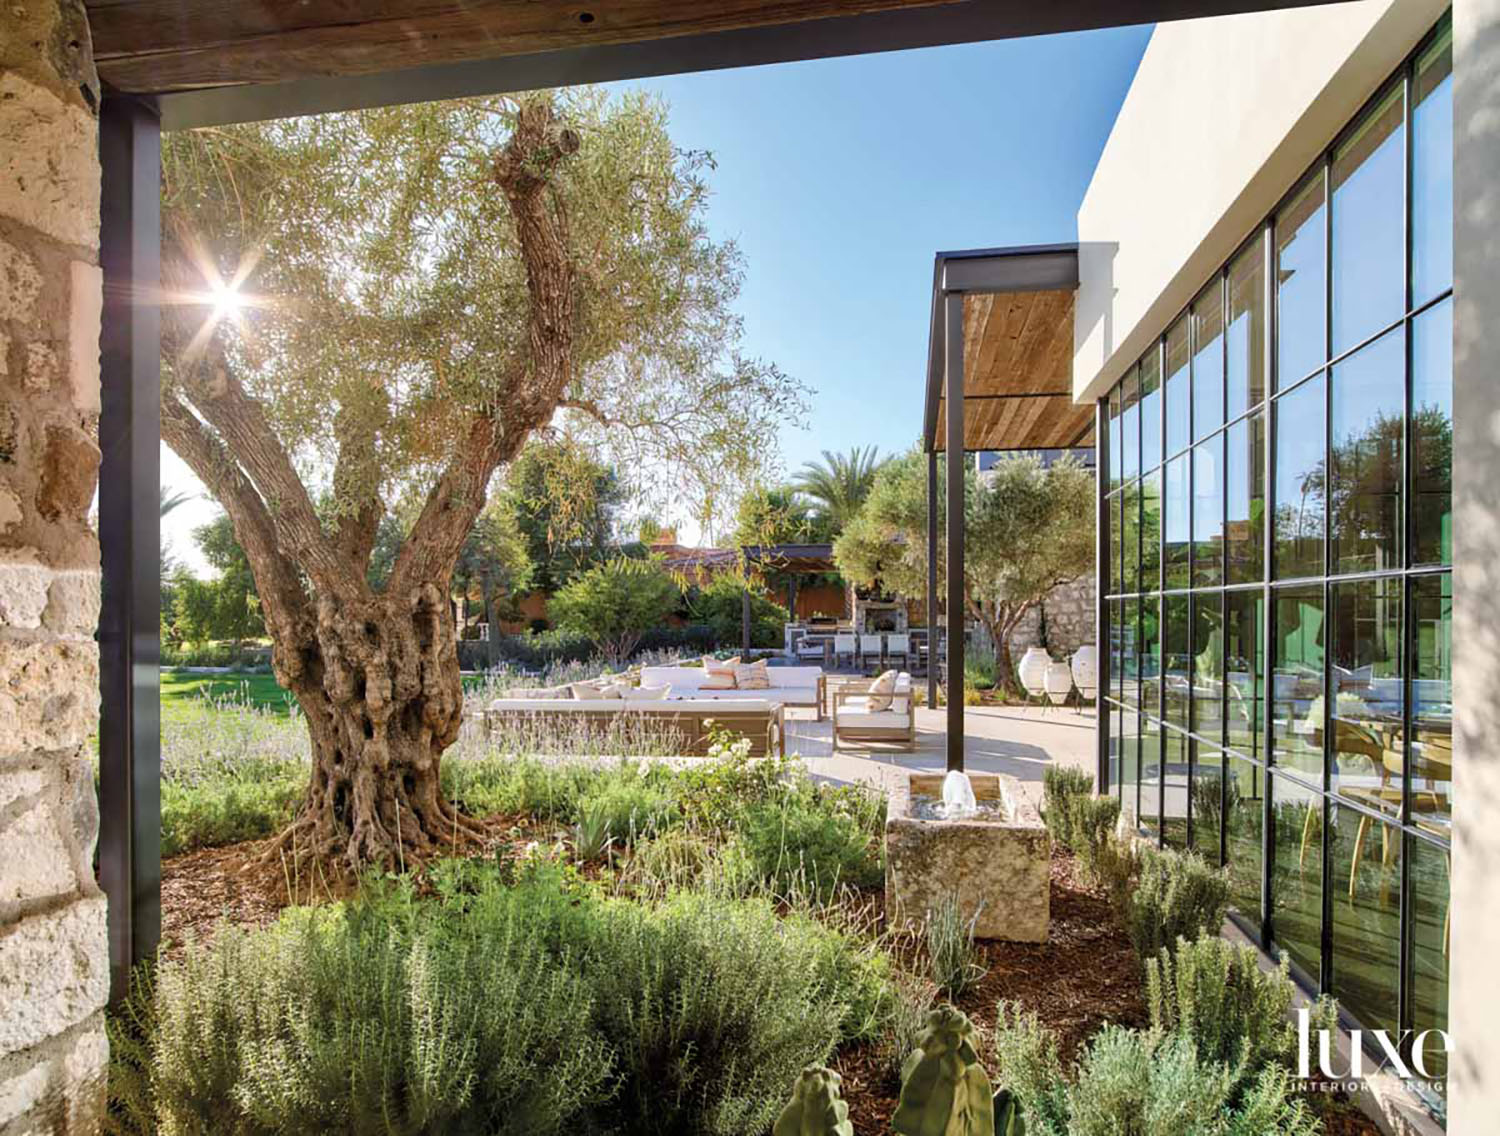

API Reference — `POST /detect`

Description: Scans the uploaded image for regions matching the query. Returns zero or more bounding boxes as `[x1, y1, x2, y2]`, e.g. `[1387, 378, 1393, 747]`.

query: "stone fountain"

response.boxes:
[884, 770, 1050, 942]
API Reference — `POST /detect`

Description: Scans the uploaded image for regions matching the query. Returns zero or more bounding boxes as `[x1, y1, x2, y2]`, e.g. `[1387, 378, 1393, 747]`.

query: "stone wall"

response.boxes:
[0, 1, 109, 1132]
[1005, 574, 1096, 659]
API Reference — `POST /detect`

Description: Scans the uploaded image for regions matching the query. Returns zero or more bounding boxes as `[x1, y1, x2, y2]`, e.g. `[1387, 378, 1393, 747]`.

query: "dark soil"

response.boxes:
[831, 851, 1148, 1135]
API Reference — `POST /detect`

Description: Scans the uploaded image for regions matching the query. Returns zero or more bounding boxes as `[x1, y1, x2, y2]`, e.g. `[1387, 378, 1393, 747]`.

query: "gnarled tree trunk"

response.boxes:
[275, 583, 483, 871]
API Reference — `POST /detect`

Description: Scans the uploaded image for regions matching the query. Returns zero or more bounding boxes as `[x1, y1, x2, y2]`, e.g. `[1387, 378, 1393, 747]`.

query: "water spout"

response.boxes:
[936, 770, 978, 820]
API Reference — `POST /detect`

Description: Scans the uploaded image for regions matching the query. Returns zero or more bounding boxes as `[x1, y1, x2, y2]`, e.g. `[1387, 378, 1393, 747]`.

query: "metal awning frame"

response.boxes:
[919, 244, 1080, 771]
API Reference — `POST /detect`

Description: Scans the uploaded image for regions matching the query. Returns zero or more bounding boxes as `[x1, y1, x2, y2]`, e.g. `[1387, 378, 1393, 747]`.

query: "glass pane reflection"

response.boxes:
[1225, 753, 1265, 921]
[1412, 575, 1453, 833]
[1276, 173, 1326, 389]
[1192, 278, 1224, 441]
[1166, 318, 1191, 458]
[1227, 237, 1267, 417]
[1331, 84, 1405, 354]
[1226, 412, 1266, 584]
[1225, 591, 1264, 760]
[1412, 299, 1453, 566]
[1272, 773, 1324, 983]
[1141, 348, 1163, 473]
[1331, 805, 1402, 1035]
[1274, 375, 1326, 579]
[1408, 834, 1451, 1081]
[1329, 579, 1402, 817]
[1330, 328, 1404, 576]
[1412, 25, 1454, 306]
[1193, 440, 1223, 588]
[1273, 587, 1324, 778]
[1165, 455, 1191, 590]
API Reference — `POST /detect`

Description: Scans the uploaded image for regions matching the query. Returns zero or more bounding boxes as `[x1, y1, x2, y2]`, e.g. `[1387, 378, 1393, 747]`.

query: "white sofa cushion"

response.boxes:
[843, 694, 910, 715]
[639, 665, 821, 696]
[836, 710, 911, 728]
[622, 685, 671, 701]
[485, 697, 776, 714]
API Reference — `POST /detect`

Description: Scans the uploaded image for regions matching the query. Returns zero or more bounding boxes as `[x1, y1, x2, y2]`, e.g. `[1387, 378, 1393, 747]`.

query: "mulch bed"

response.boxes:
[831, 852, 1147, 1135]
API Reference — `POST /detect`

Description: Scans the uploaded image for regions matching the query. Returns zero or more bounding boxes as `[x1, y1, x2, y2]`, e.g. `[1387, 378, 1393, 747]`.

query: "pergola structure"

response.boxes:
[740, 543, 838, 653]
[921, 245, 1093, 771]
[86, 0, 1350, 996]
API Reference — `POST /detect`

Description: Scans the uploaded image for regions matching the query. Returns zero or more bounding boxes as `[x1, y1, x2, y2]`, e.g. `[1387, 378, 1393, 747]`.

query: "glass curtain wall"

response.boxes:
[1097, 14, 1452, 1094]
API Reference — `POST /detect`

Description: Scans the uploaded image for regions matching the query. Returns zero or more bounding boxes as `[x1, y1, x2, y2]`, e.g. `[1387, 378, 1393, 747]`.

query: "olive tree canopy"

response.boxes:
[160, 90, 805, 871]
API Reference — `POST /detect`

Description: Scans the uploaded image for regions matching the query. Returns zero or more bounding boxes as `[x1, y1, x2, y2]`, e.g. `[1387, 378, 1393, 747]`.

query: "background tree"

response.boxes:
[504, 438, 626, 592]
[686, 574, 788, 650]
[793, 446, 886, 533]
[168, 513, 265, 646]
[550, 557, 679, 664]
[452, 496, 533, 665]
[835, 451, 1093, 695]
[159, 91, 804, 872]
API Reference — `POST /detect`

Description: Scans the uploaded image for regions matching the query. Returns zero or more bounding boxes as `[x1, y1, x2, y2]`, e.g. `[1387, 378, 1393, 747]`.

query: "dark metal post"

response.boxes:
[741, 582, 752, 655]
[926, 448, 939, 706]
[1095, 398, 1110, 791]
[944, 292, 965, 773]
[98, 94, 163, 1002]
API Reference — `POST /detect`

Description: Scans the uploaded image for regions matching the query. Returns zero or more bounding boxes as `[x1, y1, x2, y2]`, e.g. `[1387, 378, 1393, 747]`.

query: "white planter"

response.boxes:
[1017, 646, 1051, 697]
[1070, 645, 1098, 700]
[1044, 661, 1074, 705]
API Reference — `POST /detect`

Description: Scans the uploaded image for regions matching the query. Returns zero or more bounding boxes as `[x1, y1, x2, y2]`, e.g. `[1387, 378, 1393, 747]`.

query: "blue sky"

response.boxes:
[606, 24, 1153, 492]
[162, 25, 1152, 569]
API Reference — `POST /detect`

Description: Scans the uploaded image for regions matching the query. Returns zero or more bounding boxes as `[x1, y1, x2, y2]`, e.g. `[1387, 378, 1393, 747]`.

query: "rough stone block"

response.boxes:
[885, 772, 1051, 943]
[0, 75, 99, 250]
[0, 563, 52, 630]
[0, 640, 99, 755]
[0, 794, 74, 908]
[0, 1059, 50, 1129]
[34, 425, 98, 522]
[0, 488, 18, 536]
[41, 569, 100, 634]
[67, 260, 101, 416]
[24, 341, 59, 392]
[0, 895, 108, 1059]
[0, 240, 41, 323]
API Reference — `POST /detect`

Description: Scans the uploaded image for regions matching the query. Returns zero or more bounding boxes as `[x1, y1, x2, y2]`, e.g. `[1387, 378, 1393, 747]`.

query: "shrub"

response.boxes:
[125, 867, 893, 1136]
[1146, 936, 1339, 1084]
[991, 1004, 1321, 1136]
[734, 779, 885, 901]
[1066, 794, 1123, 888]
[1042, 765, 1093, 847]
[573, 776, 678, 845]
[161, 769, 303, 857]
[147, 903, 611, 1135]
[1125, 846, 1231, 960]
[550, 557, 680, 664]
[924, 891, 986, 999]
[687, 575, 788, 649]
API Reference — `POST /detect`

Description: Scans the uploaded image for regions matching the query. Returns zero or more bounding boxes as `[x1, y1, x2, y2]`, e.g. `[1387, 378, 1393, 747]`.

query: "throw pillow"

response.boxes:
[867, 669, 899, 712]
[569, 680, 623, 700]
[622, 685, 671, 701]
[734, 659, 771, 690]
[701, 655, 739, 690]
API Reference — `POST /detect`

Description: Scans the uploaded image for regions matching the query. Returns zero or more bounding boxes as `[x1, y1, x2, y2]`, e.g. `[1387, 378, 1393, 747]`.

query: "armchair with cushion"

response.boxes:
[832, 670, 915, 752]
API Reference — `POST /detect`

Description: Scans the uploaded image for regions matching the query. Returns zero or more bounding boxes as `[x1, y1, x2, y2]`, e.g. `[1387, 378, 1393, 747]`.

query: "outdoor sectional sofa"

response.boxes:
[481, 697, 786, 758]
[638, 664, 826, 720]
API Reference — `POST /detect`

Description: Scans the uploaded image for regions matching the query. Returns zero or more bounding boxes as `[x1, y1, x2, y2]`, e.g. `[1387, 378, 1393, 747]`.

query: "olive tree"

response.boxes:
[835, 450, 1094, 694]
[159, 91, 804, 871]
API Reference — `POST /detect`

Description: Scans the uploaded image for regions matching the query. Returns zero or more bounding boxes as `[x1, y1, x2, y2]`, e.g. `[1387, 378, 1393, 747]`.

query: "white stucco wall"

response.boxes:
[1073, 0, 1448, 403]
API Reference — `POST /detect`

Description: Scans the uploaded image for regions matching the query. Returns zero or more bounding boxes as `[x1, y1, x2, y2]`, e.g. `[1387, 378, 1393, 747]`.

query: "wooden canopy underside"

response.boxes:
[84, 0, 962, 94]
[933, 288, 1092, 452]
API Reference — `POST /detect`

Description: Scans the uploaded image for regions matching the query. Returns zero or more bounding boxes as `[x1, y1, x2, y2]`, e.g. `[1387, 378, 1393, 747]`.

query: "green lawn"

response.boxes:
[160, 669, 495, 723]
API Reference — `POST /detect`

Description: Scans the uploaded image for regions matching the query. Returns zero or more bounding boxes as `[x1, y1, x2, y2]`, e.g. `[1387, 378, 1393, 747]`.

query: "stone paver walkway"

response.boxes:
[786, 704, 1097, 808]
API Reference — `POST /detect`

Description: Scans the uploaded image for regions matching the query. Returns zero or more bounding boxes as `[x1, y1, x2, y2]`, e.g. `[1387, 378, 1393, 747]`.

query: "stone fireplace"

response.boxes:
[853, 597, 908, 635]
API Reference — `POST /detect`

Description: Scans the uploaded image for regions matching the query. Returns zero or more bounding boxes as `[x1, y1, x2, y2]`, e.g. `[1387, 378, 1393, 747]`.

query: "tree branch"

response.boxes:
[390, 98, 580, 597]
[160, 393, 317, 685]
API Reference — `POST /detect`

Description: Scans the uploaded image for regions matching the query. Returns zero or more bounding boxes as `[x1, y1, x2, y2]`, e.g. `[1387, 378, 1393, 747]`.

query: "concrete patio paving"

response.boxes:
[786, 703, 1098, 808]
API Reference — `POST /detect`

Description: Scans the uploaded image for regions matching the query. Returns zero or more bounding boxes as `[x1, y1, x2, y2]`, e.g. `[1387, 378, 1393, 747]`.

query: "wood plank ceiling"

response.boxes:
[933, 288, 1092, 452]
[84, 0, 963, 94]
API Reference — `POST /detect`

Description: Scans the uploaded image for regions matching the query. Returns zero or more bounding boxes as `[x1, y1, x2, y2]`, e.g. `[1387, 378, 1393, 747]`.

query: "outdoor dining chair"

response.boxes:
[885, 633, 910, 671]
[833, 633, 857, 670]
[860, 634, 884, 674]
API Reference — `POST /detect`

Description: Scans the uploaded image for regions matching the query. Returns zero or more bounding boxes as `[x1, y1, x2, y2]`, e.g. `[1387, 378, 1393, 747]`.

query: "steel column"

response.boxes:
[944, 293, 965, 772]
[926, 448, 938, 707]
[97, 93, 163, 1002]
[741, 584, 752, 655]
[1095, 398, 1110, 790]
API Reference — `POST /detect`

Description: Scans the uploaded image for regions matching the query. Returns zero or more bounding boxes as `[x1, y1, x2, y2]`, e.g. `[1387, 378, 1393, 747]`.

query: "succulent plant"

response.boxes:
[992, 1087, 1026, 1135]
[892, 1006, 996, 1136]
[773, 1065, 854, 1136]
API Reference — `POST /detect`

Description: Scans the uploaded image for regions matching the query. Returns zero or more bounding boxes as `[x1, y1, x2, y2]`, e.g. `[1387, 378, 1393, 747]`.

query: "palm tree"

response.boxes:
[159, 485, 196, 517]
[793, 446, 886, 619]
[791, 446, 885, 533]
